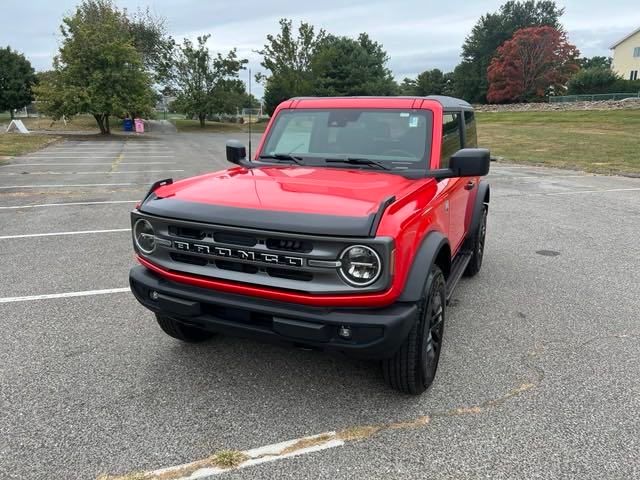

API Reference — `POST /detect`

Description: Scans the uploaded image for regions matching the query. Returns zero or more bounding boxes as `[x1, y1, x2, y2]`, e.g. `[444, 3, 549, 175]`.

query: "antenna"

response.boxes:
[248, 68, 252, 161]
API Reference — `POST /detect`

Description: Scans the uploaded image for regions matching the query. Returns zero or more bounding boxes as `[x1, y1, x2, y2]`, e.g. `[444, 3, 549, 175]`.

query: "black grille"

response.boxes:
[214, 232, 257, 246]
[215, 260, 259, 274]
[168, 226, 205, 240]
[170, 252, 208, 266]
[266, 238, 312, 253]
[266, 267, 313, 282]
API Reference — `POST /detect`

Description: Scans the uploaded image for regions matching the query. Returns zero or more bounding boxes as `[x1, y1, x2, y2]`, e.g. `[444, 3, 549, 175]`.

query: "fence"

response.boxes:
[549, 92, 640, 103]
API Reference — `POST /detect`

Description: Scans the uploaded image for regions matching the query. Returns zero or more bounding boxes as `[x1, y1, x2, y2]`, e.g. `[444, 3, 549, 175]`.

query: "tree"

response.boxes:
[34, 0, 155, 134]
[440, 72, 456, 96]
[487, 26, 579, 103]
[415, 69, 445, 96]
[168, 35, 247, 127]
[399, 77, 417, 95]
[578, 56, 612, 70]
[126, 7, 173, 83]
[257, 19, 326, 115]
[310, 33, 397, 97]
[0, 47, 36, 118]
[457, 0, 565, 102]
[401, 69, 456, 96]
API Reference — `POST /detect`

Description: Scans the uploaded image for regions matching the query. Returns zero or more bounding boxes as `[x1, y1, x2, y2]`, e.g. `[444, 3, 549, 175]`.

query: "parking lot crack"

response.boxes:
[575, 332, 640, 351]
[97, 350, 547, 480]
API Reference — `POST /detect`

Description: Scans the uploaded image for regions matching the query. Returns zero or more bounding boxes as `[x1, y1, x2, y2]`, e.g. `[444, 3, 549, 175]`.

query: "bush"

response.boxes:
[567, 68, 617, 94]
[611, 79, 640, 93]
[567, 68, 640, 95]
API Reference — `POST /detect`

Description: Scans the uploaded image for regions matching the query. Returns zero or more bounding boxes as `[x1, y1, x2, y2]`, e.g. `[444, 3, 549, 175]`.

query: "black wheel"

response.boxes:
[382, 265, 446, 395]
[155, 314, 215, 343]
[464, 205, 487, 277]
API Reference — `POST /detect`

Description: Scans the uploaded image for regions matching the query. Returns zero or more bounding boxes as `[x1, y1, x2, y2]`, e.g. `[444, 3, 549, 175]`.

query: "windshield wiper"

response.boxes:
[258, 153, 304, 165]
[324, 157, 390, 170]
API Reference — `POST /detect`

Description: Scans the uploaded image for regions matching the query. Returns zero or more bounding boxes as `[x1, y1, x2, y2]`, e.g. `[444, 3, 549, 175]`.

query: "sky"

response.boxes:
[1, 0, 638, 98]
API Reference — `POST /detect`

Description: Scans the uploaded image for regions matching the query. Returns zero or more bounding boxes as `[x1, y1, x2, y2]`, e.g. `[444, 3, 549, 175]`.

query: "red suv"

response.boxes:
[129, 96, 490, 394]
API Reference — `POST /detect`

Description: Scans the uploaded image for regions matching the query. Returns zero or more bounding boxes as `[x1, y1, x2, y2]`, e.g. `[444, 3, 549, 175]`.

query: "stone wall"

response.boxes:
[474, 98, 640, 112]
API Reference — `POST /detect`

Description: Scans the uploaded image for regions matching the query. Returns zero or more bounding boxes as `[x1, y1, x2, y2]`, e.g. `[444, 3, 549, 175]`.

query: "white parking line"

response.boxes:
[545, 187, 640, 195]
[496, 187, 640, 198]
[31, 150, 175, 153]
[0, 162, 174, 166]
[0, 169, 184, 176]
[0, 200, 138, 210]
[0, 182, 139, 189]
[0, 228, 130, 240]
[38, 145, 169, 148]
[0, 288, 130, 304]
[491, 174, 586, 179]
[35, 145, 170, 148]
[147, 432, 344, 479]
[21, 156, 173, 159]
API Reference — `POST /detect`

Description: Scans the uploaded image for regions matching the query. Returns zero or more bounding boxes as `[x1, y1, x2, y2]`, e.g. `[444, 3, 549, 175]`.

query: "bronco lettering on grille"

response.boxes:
[173, 241, 304, 267]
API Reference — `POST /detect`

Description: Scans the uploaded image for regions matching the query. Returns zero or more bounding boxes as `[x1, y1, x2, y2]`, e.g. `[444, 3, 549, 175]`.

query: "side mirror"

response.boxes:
[226, 139, 247, 165]
[431, 148, 490, 179]
[449, 148, 490, 177]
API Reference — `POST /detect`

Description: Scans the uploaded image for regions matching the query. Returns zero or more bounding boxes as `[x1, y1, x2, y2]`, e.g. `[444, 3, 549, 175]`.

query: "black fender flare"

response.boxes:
[398, 231, 450, 303]
[468, 180, 490, 235]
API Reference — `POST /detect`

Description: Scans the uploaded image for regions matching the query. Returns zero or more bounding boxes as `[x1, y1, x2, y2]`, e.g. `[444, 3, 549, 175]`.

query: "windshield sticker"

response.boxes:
[399, 112, 410, 117]
[409, 116, 419, 128]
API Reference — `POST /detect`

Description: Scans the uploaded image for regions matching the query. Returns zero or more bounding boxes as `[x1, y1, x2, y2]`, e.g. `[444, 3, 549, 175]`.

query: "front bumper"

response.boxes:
[130, 266, 418, 359]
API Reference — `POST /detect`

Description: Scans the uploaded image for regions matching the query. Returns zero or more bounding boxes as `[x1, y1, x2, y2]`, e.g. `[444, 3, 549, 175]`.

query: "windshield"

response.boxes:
[261, 109, 433, 170]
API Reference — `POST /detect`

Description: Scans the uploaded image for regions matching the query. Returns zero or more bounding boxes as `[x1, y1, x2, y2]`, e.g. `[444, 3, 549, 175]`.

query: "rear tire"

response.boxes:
[382, 265, 446, 395]
[464, 205, 487, 277]
[155, 314, 215, 343]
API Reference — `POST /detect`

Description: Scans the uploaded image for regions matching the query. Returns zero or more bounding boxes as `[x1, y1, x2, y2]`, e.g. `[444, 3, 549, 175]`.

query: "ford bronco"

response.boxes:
[129, 96, 490, 394]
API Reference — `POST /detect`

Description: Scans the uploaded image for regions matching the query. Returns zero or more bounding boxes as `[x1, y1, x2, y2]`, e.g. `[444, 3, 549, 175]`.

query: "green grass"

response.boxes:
[172, 119, 267, 133]
[0, 115, 128, 132]
[20, 115, 101, 132]
[477, 110, 640, 175]
[0, 133, 61, 159]
[208, 450, 249, 469]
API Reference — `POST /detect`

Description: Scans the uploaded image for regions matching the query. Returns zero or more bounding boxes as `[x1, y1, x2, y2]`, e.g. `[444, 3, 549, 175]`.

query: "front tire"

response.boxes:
[155, 314, 215, 343]
[382, 265, 446, 395]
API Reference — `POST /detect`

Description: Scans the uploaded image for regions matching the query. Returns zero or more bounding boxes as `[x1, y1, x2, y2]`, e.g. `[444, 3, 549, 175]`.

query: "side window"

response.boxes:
[464, 111, 478, 148]
[440, 113, 461, 168]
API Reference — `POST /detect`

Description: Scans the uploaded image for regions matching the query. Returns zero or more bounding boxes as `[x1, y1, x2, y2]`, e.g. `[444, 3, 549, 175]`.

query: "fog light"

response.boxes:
[338, 325, 352, 339]
[150, 290, 159, 300]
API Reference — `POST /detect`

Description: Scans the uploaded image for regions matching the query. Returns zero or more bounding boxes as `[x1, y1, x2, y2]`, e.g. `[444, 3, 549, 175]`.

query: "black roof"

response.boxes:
[288, 95, 473, 110]
[424, 95, 473, 109]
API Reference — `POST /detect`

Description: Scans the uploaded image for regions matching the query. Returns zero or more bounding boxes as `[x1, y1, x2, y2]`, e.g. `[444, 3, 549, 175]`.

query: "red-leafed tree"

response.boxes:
[487, 26, 579, 103]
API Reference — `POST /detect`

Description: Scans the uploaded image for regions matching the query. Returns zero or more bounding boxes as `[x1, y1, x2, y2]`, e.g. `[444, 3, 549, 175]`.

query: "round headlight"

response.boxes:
[339, 245, 382, 287]
[133, 218, 156, 254]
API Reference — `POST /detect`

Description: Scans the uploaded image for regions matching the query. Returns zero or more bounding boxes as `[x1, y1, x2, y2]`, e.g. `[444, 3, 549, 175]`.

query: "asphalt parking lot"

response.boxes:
[1, 131, 639, 480]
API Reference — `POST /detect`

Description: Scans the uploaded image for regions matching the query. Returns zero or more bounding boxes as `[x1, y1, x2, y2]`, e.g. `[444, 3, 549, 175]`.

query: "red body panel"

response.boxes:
[153, 166, 425, 218]
[140, 97, 475, 307]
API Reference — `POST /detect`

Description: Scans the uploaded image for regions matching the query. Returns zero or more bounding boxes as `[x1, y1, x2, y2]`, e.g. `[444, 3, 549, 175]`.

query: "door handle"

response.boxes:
[464, 180, 476, 190]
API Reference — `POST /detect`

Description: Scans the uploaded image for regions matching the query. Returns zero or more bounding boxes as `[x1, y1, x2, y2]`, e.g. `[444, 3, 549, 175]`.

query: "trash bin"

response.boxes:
[134, 118, 144, 133]
[123, 118, 133, 132]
